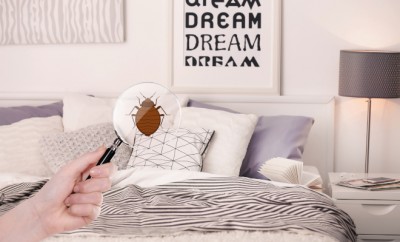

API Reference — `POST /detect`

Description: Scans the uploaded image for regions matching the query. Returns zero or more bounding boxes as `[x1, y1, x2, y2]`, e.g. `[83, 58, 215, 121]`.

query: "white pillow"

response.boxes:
[176, 107, 258, 176]
[63, 94, 116, 132]
[63, 93, 189, 132]
[0, 116, 64, 177]
[127, 128, 214, 171]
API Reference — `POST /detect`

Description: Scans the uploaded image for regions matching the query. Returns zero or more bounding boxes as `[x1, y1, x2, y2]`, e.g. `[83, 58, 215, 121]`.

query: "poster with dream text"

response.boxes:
[171, 0, 281, 94]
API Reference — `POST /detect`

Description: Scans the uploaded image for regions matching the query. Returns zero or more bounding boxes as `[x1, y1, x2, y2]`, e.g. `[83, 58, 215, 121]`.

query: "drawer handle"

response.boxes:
[361, 204, 397, 216]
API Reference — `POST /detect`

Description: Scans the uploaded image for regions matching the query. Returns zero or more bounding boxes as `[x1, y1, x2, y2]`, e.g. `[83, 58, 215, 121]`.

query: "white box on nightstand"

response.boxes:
[329, 173, 400, 242]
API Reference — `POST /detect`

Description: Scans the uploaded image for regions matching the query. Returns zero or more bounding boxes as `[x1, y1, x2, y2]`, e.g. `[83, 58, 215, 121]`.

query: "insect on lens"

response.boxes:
[112, 82, 182, 148]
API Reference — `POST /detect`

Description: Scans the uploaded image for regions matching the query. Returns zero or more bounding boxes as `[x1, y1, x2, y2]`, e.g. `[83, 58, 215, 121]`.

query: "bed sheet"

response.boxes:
[0, 169, 355, 242]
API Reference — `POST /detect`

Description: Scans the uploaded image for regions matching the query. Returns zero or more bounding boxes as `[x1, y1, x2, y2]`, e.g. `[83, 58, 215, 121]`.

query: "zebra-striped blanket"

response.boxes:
[0, 177, 356, 242]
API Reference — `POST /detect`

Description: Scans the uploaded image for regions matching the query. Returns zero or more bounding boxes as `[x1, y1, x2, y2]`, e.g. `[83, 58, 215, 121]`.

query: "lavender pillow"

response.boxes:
[0, 102, 63, 126]
[187, 99, 314, 180]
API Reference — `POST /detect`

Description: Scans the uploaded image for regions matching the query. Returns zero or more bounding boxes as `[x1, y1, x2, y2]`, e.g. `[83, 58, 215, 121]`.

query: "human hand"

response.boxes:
[29, 147, 116, 238]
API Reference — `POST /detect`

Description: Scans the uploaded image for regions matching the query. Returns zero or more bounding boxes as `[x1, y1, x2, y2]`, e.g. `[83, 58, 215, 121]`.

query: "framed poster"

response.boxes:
[170, 0, 281, 94]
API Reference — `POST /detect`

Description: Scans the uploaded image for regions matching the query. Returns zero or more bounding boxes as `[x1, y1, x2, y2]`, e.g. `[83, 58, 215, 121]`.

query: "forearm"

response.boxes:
[0, 199, 48, 242]
[0, 149, 113, 241]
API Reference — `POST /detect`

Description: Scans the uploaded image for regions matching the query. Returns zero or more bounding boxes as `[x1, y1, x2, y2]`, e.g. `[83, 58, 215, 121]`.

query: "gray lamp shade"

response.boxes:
[339, 50, 400, 98]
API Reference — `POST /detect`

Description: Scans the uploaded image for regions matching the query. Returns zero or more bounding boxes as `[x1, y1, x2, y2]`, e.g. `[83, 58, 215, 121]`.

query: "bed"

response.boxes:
[0, 93, 356, 242]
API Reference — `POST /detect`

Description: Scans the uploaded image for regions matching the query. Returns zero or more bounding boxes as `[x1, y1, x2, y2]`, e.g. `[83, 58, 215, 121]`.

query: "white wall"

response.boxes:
[282, 0, 400, 173]
[0, 1, 172, 94]
[1, 0, 400, 173]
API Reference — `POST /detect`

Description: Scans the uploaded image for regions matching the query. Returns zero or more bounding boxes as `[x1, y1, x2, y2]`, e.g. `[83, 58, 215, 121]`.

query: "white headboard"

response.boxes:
[0, 93, 334, 187]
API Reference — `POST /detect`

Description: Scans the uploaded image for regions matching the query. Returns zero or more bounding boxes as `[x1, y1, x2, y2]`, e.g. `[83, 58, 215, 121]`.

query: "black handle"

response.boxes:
[86, 138, 122, 180]
[97, 147, 116, 166]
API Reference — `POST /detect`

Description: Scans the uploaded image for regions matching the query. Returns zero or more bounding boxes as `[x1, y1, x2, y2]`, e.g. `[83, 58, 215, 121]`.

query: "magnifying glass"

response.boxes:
[86, 82, 181, 179]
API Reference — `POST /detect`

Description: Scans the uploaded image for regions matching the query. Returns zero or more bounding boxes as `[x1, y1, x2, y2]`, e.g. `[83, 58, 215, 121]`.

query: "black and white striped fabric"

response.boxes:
[0, 177, 356, 242]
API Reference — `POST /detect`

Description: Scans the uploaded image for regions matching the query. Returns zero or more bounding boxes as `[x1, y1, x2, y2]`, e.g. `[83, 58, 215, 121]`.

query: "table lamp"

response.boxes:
[338, 50, 400, 173]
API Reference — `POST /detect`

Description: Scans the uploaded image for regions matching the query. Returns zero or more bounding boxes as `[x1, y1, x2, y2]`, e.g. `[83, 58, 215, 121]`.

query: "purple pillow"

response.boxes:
[0, 101, 63, 126]
[187, 99, 314, 180]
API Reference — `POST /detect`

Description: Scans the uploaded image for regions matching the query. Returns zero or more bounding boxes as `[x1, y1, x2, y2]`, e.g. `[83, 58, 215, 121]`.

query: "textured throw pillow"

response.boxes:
[0, 101, 63, 126]
[187, 99, 314, 180]
[127, 128, 214, 171]
[177, 107, 258, 176]
[40, 123, 132, 173]
[0, 116, 64, 177]
[63, 93, 189, 132]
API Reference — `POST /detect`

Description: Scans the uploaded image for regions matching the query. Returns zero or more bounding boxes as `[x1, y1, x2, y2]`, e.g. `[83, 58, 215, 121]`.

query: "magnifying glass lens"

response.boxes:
[113, 82, 182, 147]
[86, 82, 181, 180]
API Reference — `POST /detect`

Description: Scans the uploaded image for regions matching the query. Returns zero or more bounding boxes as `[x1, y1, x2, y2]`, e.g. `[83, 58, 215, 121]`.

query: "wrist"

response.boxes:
[17, 199, 50, 241]
[0, 198, 49, 242]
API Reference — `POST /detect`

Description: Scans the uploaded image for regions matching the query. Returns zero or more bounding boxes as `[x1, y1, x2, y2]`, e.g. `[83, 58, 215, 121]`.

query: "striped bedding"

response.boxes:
[0, 176, 356, 242]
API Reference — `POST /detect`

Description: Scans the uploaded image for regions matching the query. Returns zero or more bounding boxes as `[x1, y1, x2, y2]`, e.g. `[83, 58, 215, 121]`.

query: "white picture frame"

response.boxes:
[170, 0, 281, 94]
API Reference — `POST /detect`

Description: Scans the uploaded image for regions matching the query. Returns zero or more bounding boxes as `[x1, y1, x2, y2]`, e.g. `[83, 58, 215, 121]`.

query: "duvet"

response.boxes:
[0, 169, 356, 242]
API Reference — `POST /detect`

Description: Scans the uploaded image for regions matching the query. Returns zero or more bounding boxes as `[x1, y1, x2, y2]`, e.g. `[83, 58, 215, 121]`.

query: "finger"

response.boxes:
[65, 192, 103, 206]
[89, 163, 117, 178]
[81, 164, 97, 181]
[68, 204, 101, 220]
[74, 178, 112, 193]
[62, 146, 107, 177]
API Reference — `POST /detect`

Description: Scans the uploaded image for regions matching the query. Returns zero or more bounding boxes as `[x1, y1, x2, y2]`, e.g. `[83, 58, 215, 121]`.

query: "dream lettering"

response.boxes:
[186, 0, 261, 9]
[186, 12, 261, 29]
[186, 34, 260, 51]
[185, 56, 259, 67]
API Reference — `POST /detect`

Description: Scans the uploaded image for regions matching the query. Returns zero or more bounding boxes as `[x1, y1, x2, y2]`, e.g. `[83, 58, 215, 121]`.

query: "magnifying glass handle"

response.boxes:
[86, 138, 122, 180]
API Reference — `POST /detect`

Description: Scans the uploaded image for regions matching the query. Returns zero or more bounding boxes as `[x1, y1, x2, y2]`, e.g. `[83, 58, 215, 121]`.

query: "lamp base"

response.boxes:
[365, 98, 371, 173]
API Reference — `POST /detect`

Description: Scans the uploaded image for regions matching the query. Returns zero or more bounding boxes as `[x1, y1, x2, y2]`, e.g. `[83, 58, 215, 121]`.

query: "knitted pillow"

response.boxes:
[40, 123, 132, 173]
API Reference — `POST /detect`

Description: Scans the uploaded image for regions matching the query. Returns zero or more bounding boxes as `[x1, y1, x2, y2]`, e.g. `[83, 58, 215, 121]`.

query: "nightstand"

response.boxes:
[328, 173, 400, 241]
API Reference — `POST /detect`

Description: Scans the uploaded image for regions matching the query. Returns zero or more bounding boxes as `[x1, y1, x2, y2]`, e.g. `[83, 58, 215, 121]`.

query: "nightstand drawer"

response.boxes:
[336, 202, 400, 235]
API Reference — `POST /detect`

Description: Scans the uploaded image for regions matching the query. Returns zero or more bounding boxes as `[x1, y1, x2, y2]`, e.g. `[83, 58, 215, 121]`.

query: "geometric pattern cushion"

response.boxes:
[127, 128, 214, 171]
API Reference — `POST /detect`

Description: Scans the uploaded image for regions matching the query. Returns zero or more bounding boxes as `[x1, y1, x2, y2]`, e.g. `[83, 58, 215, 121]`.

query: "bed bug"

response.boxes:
[128, 93, 168, 136]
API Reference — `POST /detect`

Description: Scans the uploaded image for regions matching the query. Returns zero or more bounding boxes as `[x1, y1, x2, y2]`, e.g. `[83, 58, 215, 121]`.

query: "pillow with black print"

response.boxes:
[127, 128, 214, 171]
